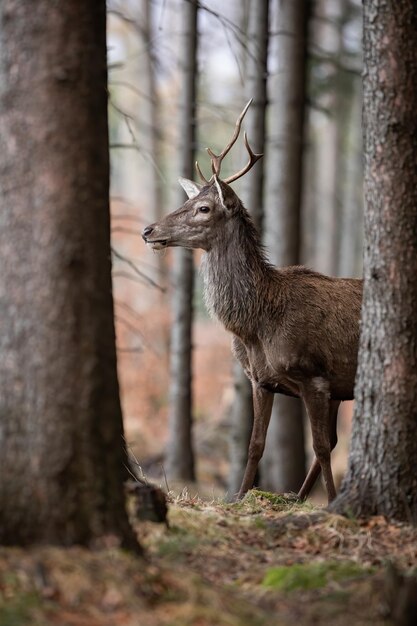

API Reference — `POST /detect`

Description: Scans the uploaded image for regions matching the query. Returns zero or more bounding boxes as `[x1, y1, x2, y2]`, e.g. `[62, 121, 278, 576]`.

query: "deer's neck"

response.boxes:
[201, 210, 274, 340]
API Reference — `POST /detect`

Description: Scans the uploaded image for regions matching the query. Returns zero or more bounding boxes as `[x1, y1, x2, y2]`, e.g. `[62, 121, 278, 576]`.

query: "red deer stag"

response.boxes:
[142, 101, 362, 503]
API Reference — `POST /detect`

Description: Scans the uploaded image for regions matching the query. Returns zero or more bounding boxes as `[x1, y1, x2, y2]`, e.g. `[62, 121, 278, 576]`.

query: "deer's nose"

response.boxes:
[142, 225, 154, 240]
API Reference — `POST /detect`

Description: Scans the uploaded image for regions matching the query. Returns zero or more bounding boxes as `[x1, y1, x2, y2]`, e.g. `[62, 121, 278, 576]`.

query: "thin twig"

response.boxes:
[112, 270, 152, 287]
[111, 213, 144, 224]
[114, 314, 145, 340]
[109, 80, 155, 103]
[111, 226, 143, 237]
[124, 462, 140, 482]
[160, 464, 170, 493]
[111, 247, 165, 291]
[110, 142, 143, 151]
[117, 346, 142, 353]
[127, 446, 148, 484]
[107, 8, 144, 34]
[114, 299, 144, 322]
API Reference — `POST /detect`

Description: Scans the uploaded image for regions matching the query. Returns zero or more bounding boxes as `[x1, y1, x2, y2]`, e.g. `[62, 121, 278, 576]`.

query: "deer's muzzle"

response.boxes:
[142, 225, 169, 249]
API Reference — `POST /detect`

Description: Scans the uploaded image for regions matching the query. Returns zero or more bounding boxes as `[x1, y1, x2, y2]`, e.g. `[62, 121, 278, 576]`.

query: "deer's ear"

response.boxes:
[179, 177, 202, 199]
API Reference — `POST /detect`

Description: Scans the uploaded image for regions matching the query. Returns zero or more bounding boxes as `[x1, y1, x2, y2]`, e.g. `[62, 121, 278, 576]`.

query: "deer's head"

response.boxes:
[142, 100, 262, 252]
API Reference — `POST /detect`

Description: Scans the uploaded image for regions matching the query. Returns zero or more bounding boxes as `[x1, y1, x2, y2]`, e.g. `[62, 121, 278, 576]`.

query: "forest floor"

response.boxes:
[1, 490, 417, 626]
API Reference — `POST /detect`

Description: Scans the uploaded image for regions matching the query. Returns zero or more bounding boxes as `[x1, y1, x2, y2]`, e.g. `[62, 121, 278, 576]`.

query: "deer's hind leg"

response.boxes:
[298, 399, 340, 500]
[300, 381, 337, 503]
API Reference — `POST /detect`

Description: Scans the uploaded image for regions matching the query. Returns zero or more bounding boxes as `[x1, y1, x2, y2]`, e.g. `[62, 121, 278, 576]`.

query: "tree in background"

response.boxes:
[332, 0, 417, 520]
[305, 0, 363, 278]
[228, 0, 270, 497]
[166, 0, 198, 482]
[261, 0, 310, 493]
[0, 0, 137, 548]
[137, 0, 167, 291]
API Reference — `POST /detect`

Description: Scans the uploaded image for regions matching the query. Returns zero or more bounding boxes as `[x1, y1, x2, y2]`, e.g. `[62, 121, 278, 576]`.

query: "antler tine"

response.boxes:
[207, 98, 253, 177]
[224, 131, 263, 185]
[195, 160, 210, 184]
[194, 99, 255, 184]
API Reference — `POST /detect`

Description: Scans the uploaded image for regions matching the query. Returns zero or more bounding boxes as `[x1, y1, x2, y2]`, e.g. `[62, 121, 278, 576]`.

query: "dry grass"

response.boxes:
[2, 490, 417, 626]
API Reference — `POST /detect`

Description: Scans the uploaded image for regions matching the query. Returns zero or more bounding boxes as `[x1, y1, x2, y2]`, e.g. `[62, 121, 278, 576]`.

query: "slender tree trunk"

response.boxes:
[227, 0, 251, 498]
[240, 0, 269, 233]
[338, 73, 363, 278]
[332, 0, 417, 521]
[311, 0, 343, 275]
[0, 0, 137, 549]
[261, 0, 309, 493]
[235, 0, 250, 89]
[166, 0, 198, 482]
[138, 0, 167, 290]
[228, 0, 269, 497]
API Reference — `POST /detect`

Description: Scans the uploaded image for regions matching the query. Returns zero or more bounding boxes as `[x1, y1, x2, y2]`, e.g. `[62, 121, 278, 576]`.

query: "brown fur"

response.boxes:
[143, 178, 362, 502]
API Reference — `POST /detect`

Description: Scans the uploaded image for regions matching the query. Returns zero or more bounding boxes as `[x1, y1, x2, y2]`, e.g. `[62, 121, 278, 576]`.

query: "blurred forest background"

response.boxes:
[108, 0, 363, 499]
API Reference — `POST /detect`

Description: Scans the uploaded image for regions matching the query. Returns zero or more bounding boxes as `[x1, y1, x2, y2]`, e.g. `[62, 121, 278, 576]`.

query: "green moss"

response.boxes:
[157, 533, 199, 558]
[223, 489, 309, 516]
[0, 592, 40, 626]
[253, 516, 267, 529]
[250, 490, 299, 507]
[262, 561, 371, 592]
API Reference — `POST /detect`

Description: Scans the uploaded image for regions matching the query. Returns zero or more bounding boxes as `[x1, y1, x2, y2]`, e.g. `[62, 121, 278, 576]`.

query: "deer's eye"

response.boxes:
[198, 205, 210, 214]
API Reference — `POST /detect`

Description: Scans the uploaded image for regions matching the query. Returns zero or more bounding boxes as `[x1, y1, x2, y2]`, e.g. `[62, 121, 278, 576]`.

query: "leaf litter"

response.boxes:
[1, 489, 417, 625]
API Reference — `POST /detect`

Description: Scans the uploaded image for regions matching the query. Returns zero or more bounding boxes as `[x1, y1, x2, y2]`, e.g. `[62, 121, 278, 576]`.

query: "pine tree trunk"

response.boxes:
[0, 0, 138, 549]
[331, 0, 417, 521]
[338, 74, 364, 278]
[312, 0, 345, 275]
[240, 0, 269, 233]
[138, 0, 167, 290]
[166, 0, 198, 482]
[261, 0, 309, 493]
[228, 0, 269, 497]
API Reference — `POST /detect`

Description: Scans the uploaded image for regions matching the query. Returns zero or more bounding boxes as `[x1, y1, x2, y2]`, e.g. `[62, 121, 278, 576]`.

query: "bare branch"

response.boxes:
[111, 214, 145, 223]
[112, 247, 165, 291]
[111, 226, 143, 237]
[107, 8, 144, 34]
[112, 270, 153, 287]
[109, 80, 155, 103]
[114, 299, 143, 322]
[114, 314, 145, 341]
[117, 346, 143, 354]
[110, 142, 143, 151]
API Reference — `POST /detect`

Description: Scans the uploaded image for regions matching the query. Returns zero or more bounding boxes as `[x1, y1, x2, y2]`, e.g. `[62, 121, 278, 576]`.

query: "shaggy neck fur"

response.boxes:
[201, 205, 275, 340]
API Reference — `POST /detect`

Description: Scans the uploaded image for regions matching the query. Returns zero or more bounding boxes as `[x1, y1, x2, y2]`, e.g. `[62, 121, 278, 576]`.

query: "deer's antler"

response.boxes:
[195, 99, 263, 185]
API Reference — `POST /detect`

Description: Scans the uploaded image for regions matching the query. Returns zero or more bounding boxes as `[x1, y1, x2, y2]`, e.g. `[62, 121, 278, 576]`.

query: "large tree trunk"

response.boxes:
[228, 0, 269, 497]
[261, 0, 308, 493]
[332, 0, 417, 521]
[166, 0, 198, 482]
[0, 0, 137, 549]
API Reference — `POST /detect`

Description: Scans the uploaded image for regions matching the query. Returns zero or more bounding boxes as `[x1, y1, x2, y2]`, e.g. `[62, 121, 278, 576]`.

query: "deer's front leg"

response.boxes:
[301, 381, 336, 504]
[237, 384, 274, 500]
[298, 399, 340, 500]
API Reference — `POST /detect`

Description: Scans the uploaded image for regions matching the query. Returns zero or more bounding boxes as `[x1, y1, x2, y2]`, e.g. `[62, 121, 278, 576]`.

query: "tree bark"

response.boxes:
[166, 0, 198, 482]
[261, 0, 308, 493]
[0, 0, 138, 548]
[228, 0, 269, 497]
[331, 0, 417, 521]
